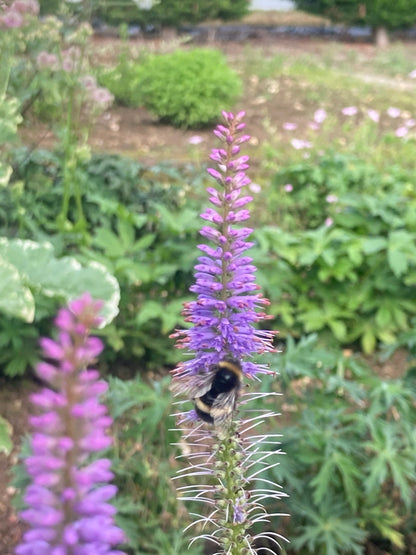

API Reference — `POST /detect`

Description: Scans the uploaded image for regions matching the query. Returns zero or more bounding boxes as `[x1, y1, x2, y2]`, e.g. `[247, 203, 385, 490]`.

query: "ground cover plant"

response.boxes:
[2, 3, 416, 553]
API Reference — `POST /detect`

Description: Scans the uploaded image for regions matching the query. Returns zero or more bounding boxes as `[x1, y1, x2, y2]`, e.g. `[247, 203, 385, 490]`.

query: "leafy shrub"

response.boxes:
[92, 0, 249, 27]
[253, 154, 416, 352]
[98, 51, 144, 108]
[2, 148, 204, 371]
[269, 152, 412, 232]
[257, 336, 416, 554]
[106, 48, 242, 128]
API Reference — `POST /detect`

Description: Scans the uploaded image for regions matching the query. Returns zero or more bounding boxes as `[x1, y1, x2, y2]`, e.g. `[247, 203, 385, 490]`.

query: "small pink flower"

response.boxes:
[1, 10, 23, 27]
[291, 139, 312, 150]
[90, 87, 114, 109]
[405, 118, 416, 128]
[11, 0, 39, 15]
[283, 122, 297, 131]
[326, 194, 338, 203]
[62, 58, 74, 73]
[409, 69, 416, 78]
[387, 107, 401, 118]
[188, 135, 204, 145]
[367, 109, 379, 123]
[342, 106, 358, 116]
[284, 184, 293, 192]
[37, 51, 58, 70]
[314, 108, 327, 124]
[80, 75, 97, 90]
[324, 217, 333, 227]
[395, 126, 408, 138]
[249, 182, 261, 193]
[308, 122, 320, 131]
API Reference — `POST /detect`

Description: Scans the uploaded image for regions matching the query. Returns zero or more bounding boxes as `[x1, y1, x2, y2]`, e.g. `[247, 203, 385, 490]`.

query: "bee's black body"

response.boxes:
[194, 358, 242, 425]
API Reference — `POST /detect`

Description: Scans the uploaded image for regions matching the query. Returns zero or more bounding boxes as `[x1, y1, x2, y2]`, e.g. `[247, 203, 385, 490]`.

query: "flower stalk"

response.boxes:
[171, 111, 286, 554]
[16, 293, 125, 555]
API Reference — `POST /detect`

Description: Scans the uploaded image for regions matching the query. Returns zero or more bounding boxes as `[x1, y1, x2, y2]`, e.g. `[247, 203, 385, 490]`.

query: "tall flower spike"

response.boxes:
[171, 112, 287, 553]
[16, 292, 125, 555]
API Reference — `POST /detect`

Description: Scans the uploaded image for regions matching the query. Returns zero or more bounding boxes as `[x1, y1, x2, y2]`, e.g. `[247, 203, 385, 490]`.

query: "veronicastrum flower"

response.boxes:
[16, 293, 125, 555]
[171, 111, 287, 554]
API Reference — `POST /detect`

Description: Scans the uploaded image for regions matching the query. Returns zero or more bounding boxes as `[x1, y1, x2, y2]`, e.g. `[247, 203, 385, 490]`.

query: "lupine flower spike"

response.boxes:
[171, 111, 287, 554]
[16, 292, 125, 555]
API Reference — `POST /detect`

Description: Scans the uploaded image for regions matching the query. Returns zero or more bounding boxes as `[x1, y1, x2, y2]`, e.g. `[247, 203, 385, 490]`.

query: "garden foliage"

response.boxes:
[256, 153, 416, 353]
[256, 335, 416, 554]
[100, 48, 242, 128]
[3, 5, 416, 552]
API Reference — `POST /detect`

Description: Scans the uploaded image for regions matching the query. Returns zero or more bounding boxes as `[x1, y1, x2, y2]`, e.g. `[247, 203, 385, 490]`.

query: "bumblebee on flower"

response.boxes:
[170, 111, 287, 554]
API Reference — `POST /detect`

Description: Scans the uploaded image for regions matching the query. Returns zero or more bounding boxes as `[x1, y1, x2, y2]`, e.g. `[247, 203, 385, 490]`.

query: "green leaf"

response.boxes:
[0, 257, 35, 322]
[361, 237, 387, 254]
[387, 248, 408, 277]
[362, 327, 376, 354]
[0, 416, 12, 455]
[0, 162, 12, 187]
[0, 238, 119, 325]
[328, 319, 347, 341]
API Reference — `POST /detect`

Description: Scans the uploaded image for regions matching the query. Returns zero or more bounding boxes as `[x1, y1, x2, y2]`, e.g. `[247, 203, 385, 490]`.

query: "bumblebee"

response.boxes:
[171, 358, 243, 428]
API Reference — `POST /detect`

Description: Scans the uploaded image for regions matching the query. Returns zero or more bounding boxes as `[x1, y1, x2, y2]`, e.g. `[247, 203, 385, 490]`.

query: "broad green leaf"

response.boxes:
[0, 257, 34, 322]
[361, 237, 387, 254]
[135, 300, 164, 326]
[93, 227, 124, 258]
[375, 305, 392, 328]
[328, 319, 347, 341]
[0, 238, 119, 325]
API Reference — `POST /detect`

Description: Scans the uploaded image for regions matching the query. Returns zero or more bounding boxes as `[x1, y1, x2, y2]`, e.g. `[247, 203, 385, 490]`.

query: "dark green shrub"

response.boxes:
[132, 49, 242, 128]
[295, 0, 416, 30]
[92, 0, 249, 27]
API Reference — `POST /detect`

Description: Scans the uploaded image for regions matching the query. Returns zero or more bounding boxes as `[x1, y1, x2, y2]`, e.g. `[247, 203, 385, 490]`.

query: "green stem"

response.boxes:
[215, 423, 251, 554]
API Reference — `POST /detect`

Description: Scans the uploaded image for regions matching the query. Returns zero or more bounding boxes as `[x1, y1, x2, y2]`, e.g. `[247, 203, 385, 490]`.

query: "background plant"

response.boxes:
[255, 335, 416, 554]
[101, 48, 242, 128]
[105, 374, 203, 554]
[252, 154, 416, 352]
[1, 149, 204, 372]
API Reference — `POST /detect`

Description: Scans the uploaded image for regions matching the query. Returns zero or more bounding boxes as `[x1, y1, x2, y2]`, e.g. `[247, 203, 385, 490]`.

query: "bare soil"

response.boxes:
[22, 36, 394, 163]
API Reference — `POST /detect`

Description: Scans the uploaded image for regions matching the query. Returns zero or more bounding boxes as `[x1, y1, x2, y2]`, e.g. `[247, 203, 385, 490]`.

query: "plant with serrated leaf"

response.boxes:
[256, 335, 416, 554]
[254, 155, 416, 352]
[104, 374, 203, 555]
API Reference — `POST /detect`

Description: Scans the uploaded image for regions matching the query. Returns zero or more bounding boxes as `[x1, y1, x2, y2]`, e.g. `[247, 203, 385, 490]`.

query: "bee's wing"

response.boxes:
[210, 388, 240, 427]
[170, 369, 214, 399]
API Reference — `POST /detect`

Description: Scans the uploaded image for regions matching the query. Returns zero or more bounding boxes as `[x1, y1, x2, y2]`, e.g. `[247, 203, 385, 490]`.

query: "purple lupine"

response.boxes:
[16, 293, 125, 555]
[171, 112, 286, 553]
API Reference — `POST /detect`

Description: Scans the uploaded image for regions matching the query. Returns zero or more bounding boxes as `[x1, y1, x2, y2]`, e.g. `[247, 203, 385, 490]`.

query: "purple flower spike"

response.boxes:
[171, 111, 276, 382]
[16, 294, 125, 555]
[170, 113, 286, 554]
